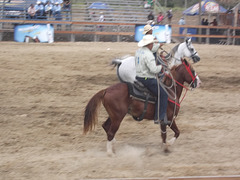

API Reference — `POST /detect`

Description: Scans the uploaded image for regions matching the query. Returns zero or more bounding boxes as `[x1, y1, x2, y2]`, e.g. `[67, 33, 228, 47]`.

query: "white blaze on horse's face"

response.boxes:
[196, 74, 201, 88]
[191, 72, 201, 89]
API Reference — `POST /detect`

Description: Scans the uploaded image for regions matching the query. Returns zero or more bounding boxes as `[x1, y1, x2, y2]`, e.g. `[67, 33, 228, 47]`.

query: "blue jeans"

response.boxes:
[136, 77, 168, 120]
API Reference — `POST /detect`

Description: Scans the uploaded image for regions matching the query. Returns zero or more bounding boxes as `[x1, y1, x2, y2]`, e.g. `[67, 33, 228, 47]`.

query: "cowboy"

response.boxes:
[142, 24, 164, 61]
[135, 35, 168, 124]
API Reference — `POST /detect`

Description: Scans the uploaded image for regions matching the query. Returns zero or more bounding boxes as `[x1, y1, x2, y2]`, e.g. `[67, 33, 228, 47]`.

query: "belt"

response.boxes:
[136, 76, 154, 80]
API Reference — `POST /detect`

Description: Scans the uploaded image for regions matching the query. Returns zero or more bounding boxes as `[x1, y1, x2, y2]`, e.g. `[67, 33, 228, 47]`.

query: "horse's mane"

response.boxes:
[170, 43, 180, 57]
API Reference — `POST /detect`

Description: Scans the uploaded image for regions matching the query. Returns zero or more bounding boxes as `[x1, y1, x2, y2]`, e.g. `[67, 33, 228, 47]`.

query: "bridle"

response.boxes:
[160, 61, 198, 127]
[182, 60, 198, 89]
[186, 42, 198, 59]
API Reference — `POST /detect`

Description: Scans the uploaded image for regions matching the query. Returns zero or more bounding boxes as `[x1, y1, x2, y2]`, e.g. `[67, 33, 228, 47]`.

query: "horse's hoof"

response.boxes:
[167, 137, 176, 146]
[107, 152, 116, 157]
[162, 143, 171, 153]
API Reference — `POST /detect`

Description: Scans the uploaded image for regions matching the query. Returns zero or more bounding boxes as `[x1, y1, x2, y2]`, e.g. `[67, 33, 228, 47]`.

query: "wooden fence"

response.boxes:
[0, 19, 240, 44]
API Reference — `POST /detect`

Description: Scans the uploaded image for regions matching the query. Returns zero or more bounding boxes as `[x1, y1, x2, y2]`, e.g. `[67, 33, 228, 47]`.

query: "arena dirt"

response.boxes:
[0, 42, 239, 180]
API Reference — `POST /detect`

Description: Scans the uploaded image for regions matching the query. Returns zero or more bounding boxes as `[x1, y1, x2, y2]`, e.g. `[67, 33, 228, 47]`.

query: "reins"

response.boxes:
[156, 59, 197, 129]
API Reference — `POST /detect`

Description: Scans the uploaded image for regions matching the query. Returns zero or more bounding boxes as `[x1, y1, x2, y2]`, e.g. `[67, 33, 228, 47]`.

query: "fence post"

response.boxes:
[227, 27, 230, 45]
[117, 25, 120, 42]
[206, 27, 209, 44]
[94, 24, 97, 42]
[0, 23, 2, 41]
[232, 28, 235, 45]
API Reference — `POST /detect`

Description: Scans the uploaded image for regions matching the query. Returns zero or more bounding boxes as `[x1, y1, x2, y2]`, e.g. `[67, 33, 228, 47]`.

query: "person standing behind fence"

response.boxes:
[45, 1, 53, 18]
[35, 1, 44, 18]
[40, 0, 48, 6]
[166, 9, 173, 24]
[157, 12, 164, 24]
[54, 0, 63, 5]
[53, 2, 62, 20]
[98, 12, 104, 31]
[63, 0, 71, 10]
[27, 4, 36, 19]
[210, 18, 218, 26]
[178, 17, 185, 25]
[53, 2, 62, 30]
[63, 0, 71, 20]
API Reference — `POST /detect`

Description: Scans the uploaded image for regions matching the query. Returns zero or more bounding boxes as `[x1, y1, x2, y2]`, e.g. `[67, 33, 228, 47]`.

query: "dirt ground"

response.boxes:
[0, 42, 239, 180]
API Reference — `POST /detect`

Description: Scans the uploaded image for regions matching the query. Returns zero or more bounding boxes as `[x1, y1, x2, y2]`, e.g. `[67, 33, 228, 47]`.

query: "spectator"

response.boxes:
[53, 2, 62, 20]
[157, 12, 164, 24]
[178, 17, 185, 25]
[45, 1, 53, 18]
[166, 9, 173, 24]
[144, 0, 153, 9]
[63, 0, 71, 20]
[34, 1, 44, 18]
[201, 18, 205, 25]
[142, 24, 163, 58]
[40, 0, 48, 6]
[147, 11, 154, 21]
[53, 2, 62, 30]
[55, 0, 63, 5]
[27, 4, 36, 19]
[49, 0, 55, 4]
[63, 0, 71, 11]
[90, 11, 96, 21]
[204, 19, 209, 25]
[99, 11, 104, 22]
[98, 12, 104, 31]
[210, 18, 218, 26]
[178, 17, 186, 35]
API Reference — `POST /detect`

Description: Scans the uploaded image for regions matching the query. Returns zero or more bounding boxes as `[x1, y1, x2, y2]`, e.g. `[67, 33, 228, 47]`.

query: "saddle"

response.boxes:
[127, 80, 171, 125]
[127, 81, 156, 121]
[127, 81, 156, 104]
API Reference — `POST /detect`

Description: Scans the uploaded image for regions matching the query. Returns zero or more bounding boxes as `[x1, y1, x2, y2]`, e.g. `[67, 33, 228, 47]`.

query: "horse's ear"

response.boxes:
[185, 37, 192, 44]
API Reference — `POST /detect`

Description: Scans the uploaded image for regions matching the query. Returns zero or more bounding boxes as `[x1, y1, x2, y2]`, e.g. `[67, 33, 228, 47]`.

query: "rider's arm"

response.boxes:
[151, 42, 164, 53]
[145, 51, 162, 74]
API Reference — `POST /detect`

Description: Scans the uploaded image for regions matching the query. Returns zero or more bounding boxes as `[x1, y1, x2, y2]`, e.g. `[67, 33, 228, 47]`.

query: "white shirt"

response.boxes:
[135, 46, 162, 79]
[99, 15, 104, 22]
[178, 18, 185, 25]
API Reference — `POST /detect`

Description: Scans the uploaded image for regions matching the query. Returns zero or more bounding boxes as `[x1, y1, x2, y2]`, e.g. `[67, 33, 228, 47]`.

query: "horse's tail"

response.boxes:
[83, 89, 106, 134]
[111, 58, 122, 68]
[111, 55, 131, 68]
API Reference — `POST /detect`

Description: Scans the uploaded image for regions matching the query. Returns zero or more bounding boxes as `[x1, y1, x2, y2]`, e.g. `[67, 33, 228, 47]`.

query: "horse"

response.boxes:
[111, 38, 200, 83]
[83, 59, 201, 155]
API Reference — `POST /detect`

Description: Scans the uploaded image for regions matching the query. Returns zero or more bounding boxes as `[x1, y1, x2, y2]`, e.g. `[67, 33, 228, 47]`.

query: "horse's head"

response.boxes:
[183, 38, 200, 63]
[174, 59, 201, 89]
[182, 59, 201, 89]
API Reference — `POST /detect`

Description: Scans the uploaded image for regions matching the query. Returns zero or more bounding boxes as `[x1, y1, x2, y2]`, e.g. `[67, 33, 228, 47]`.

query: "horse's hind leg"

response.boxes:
[102, 115, 125, 156]
[102, 117, 116, 155]
[102, 117, 111, 134]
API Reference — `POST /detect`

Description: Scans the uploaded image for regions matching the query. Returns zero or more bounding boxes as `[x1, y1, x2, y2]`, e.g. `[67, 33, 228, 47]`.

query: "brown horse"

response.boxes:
[83, 59, 201, 155]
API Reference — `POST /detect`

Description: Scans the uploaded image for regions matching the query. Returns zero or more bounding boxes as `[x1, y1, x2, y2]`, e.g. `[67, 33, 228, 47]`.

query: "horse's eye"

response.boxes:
[190, 48, 194, 52]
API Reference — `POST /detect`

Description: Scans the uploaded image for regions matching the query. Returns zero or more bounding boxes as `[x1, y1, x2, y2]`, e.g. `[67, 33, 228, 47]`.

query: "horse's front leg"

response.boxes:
[167, 120, 180, 146]
[160, 124, 169, 152]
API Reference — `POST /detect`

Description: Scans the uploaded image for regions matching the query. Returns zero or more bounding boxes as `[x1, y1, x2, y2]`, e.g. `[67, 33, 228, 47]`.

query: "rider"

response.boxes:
[142, 24, 164, 58]
[135, 35, 168, 124]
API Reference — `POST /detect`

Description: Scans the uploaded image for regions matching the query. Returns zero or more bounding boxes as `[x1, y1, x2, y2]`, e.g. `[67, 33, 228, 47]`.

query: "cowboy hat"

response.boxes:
[138, 35, 158, 47]
[142, 24, 153, 34]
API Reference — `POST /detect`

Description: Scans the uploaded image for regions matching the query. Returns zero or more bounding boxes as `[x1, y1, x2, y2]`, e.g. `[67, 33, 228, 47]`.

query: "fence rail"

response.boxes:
[0, 19, 239, 44]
